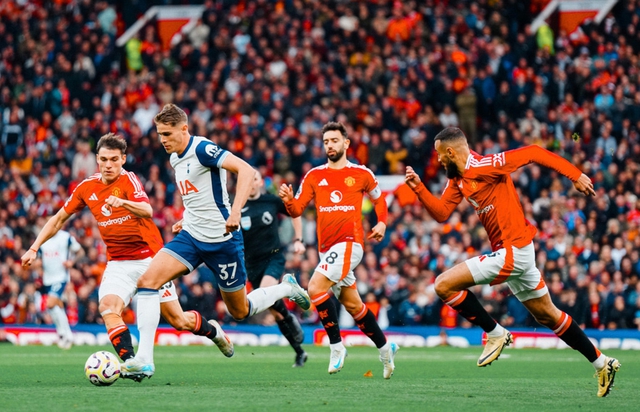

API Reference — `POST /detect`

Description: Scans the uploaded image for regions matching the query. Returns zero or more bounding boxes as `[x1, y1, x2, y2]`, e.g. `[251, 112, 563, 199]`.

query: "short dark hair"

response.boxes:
[321, 121, 348, 139]
[435, 127, 467, 143]
[154, 103, 188, 127]
[96, 133, 127, 154]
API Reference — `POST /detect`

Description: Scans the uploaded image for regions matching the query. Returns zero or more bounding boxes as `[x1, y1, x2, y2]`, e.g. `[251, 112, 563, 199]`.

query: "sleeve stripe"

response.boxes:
[125, 171, 147, 197]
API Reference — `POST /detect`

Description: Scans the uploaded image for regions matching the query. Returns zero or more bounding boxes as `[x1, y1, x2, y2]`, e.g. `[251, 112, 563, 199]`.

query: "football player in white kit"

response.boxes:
[122, 104, 311, 379]
[38, 229, 83, 349]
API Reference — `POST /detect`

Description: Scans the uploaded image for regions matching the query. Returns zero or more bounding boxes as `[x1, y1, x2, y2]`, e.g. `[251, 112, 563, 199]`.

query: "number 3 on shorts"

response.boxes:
[218, 262, 237, 280]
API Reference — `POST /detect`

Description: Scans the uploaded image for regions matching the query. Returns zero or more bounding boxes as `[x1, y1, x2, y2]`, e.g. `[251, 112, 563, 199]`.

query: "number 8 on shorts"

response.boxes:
[316, 241, 363, 288]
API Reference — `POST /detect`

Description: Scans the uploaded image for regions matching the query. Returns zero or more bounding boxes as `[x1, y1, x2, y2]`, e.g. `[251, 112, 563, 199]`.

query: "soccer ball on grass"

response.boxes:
[84, 351, 120, 386]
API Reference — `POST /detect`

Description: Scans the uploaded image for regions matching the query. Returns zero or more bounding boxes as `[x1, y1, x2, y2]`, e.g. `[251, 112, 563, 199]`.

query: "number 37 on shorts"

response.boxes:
[316, 241, 364, 286]
[215, 260, 248, 292]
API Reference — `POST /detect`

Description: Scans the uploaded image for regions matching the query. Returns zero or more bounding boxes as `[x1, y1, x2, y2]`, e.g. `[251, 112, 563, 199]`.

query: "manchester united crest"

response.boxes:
[344, 176, 355, 187]
[470, 180, 478, 191]
[112, 188, 122, 197]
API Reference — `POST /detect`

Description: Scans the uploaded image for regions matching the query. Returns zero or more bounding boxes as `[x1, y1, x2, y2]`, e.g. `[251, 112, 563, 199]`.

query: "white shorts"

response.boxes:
[99, 258, 178, 306]
[316, 242, 363, 298]
[465, 242, 548, 302]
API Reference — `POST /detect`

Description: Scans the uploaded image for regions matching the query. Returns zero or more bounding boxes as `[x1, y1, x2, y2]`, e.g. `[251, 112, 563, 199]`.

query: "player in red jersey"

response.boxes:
[279, 122, 399, 378]
[21, 133, 231, 377]
[405, 127, 620, 397]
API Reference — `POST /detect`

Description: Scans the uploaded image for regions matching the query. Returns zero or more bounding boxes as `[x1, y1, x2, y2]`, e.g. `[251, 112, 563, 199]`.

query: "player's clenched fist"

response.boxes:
[405, 166, 422, 189]
[225, 211, 241, 234]
[21, 249, 37, 267]
[105, 195, 124, 208]
[278, 183, 294, 202]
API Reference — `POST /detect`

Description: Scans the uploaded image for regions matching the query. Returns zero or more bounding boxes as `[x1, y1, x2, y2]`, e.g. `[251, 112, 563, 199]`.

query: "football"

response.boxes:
[84, 351, 121, 386]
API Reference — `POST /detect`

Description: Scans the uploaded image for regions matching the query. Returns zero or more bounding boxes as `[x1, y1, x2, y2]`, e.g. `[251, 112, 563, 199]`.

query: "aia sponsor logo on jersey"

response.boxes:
[329, 190, 343, 203]
[177, 179, 199, 196]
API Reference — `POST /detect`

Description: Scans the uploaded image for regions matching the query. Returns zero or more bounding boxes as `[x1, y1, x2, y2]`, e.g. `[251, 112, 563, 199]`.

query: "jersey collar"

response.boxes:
[178, 136, 194, 159]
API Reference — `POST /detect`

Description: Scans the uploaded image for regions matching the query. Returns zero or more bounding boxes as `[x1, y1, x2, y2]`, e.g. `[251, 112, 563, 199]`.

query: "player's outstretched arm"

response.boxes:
[291, 216, 306, 254]
[493, 146, 594, 196]
[105, 195, 153, 218]
[405, 166, 461, 223]
[279, 172, 314, 218]
[21, 208, 72, 267]
[221, 153, 255, 233]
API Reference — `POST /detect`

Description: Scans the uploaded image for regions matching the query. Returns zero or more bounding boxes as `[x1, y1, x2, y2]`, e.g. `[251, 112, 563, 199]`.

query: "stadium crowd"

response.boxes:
[1, 0, 640, 333]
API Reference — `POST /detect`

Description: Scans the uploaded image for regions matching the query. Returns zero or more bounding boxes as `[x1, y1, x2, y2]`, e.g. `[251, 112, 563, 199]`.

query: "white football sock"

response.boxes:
[378, 341, 390, 355]
[593, 354, 606, 370]
[247, 284, 292, 317]
[48, 306, 64, 336]
[52, 305, 73, 339]
[330, 342, 345, 351]
[136, 289, 160, 364]
[486, 323, 505, 338]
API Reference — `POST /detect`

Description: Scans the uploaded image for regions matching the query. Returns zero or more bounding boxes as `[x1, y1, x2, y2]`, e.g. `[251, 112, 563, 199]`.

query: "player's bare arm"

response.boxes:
[104, 195, 153, 218]
[405, 166, 422, 189]
[574, 173, 596, 197]
[21, 208, 72, 267]
[291, 216, 306, 254]
[221, 153, 255, 233]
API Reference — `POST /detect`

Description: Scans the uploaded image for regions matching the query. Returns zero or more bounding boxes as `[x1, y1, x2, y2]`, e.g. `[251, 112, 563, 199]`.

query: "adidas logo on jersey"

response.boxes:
[318, 179, 329, 186]
[89, 193, 98, 201]
[162, 289, 172, 298]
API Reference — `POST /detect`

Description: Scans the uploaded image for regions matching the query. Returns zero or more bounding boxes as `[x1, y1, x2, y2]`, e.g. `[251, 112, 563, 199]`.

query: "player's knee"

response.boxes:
[137, 273, 159, 289]
[98, 300, 115, 314]
[228, 306, 249, 321]
[434, 276, 449, 299]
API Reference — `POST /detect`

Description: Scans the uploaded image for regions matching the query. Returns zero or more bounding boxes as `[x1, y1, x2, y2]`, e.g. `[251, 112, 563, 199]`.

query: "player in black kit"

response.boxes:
[241, 171, 308, 367]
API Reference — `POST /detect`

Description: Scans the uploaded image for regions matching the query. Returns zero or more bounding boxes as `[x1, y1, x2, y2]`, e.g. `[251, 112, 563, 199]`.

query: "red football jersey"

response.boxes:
[285, 162, 383, 252]
[63, 170, 163, 261]
[414, 145, 582, 251]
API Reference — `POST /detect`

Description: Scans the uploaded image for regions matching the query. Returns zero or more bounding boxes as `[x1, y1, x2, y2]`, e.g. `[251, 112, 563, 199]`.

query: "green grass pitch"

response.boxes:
[0, 345, 637, 411]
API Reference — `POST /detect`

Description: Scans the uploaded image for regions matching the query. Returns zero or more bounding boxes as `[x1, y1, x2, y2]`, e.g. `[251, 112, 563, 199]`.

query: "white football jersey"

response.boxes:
[40, 230, 82, 285]
[171, 135, 232, 242]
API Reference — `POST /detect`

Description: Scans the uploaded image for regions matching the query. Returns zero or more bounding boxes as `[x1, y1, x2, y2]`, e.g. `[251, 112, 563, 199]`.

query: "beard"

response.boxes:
[444, 160, 461, 179]
[327, 148, 345, 162]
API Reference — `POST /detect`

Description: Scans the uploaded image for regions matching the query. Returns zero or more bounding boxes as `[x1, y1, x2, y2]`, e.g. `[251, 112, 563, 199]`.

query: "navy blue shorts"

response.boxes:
[246, 250, 285, 285]
[43, 282, 67, 298]
[162, 230, 247, 292]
